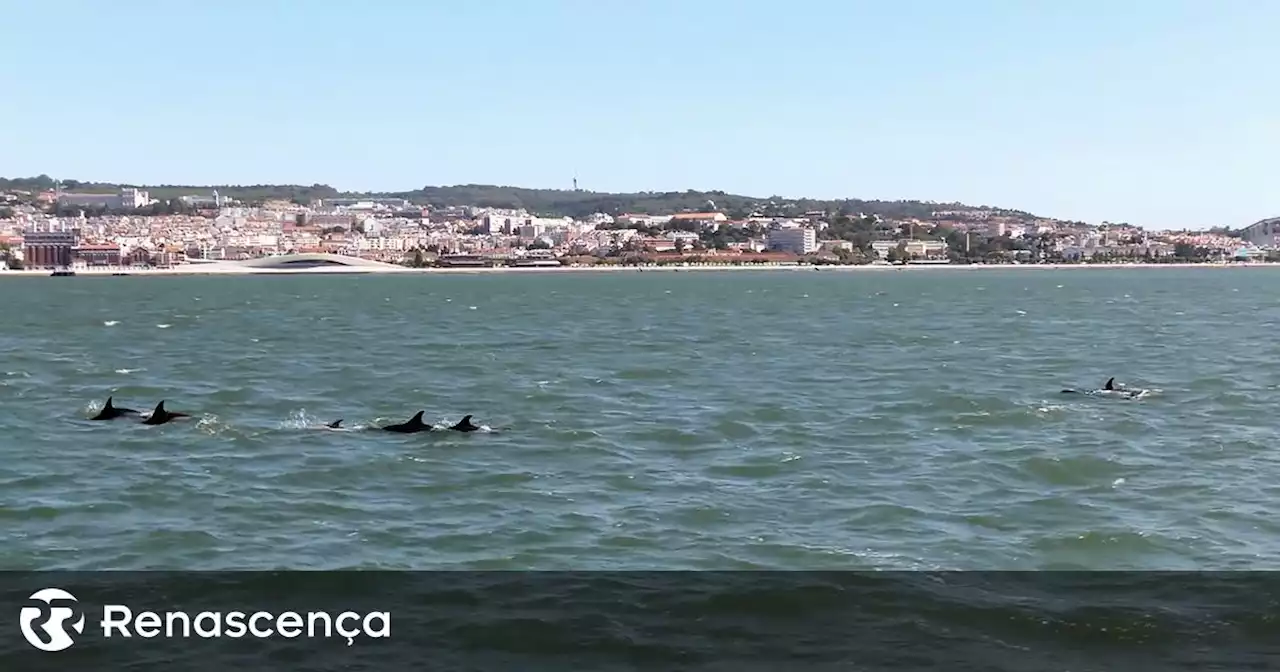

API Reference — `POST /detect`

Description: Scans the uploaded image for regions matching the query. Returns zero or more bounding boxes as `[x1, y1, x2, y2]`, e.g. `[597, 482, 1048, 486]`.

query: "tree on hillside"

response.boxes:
[0, 174, 1046, 220]
[1173, 242, 1210, 261]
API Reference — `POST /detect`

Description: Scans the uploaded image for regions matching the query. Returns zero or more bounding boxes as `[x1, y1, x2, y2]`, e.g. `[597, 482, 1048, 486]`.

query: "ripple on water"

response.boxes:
[1, 270, 1279, 571]
[1019, 454, 1128, 487]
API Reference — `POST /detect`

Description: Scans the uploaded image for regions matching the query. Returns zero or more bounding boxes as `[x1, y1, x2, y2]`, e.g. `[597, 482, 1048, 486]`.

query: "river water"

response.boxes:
[3, 267, 1276, 571]
[8, 267, 1280, 669]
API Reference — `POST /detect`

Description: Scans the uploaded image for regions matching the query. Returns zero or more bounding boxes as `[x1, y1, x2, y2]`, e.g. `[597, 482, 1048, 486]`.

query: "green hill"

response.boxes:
[0, 175, 1041, 221]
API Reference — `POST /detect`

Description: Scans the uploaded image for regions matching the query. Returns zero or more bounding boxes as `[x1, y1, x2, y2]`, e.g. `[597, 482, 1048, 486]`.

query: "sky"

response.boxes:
[1, 0, 1276, 229]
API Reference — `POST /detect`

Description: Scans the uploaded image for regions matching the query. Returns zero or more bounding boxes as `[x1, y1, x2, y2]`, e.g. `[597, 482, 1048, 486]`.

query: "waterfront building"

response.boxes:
[73, 243, 122, 266]
[22, 229, 79, 268]
[903, 239, 948, 258]
[128, 247, 155, 266]
[766, 227, 817, 255]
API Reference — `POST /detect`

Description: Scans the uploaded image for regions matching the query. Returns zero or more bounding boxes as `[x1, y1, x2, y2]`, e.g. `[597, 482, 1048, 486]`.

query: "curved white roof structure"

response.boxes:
[181, 253, 410, 273]
[1238, 217, 1280, 247]
[1241, 217, 1280, 236]
[233, 253, 405, 269]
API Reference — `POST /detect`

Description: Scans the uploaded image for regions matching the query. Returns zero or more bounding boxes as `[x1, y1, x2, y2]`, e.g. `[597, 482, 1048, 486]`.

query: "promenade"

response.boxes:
[0, 261, 1269, 278]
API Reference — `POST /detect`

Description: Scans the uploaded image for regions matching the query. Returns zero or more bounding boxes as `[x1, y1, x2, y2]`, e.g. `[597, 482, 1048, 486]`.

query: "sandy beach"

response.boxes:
[0, 261, 1273, 277]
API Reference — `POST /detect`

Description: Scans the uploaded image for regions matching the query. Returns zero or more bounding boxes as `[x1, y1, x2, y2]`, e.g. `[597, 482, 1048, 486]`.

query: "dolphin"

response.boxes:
[326, 419, 344, 429]
[141, 400, 192, 425]
[1060, 377, 1144, 399]
[379, 411, 432, 433]
[90, 396, 141, 421]
[449, 415, 481, 432]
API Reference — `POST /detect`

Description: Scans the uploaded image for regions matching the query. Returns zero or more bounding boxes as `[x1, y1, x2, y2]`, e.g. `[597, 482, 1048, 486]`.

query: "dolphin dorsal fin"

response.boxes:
[104, 396, 114, 409]
[408, 411, 425, 425]
[327, 419, 343, 429]
[154, 401, 166, 414]
[461, 415, 472, 425]
[1104, 377, 1115, 391]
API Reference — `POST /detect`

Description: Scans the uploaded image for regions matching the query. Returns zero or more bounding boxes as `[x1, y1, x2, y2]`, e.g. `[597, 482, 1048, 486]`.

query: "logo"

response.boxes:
[19, 588, 85, 652]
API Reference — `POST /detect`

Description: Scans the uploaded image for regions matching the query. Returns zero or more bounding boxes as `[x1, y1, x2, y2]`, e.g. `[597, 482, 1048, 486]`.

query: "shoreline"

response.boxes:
[0, 262, 1274, 277]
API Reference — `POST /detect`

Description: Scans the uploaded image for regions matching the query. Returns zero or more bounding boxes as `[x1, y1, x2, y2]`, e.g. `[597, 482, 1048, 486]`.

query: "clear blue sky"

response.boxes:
[1, 0, 1275, 229]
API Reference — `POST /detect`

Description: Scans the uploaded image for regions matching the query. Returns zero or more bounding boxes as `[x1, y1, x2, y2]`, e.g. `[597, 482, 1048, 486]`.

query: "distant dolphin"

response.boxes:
[90, 396, 140, 421]
[379, 411, 432, 433]
[141, 400, 192, 425]
[326, 419, 344, 429]
[449, 415, 481, 432]
[1061, 377, 1145, 399]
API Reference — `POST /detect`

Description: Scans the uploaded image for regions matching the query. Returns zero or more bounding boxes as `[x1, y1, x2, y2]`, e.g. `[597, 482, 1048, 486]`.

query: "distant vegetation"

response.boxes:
[0, 175, 1043, 222]
[0, 175, 342, 206]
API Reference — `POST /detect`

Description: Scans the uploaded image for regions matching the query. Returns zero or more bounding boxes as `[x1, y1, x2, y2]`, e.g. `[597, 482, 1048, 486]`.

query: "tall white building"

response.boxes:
[120, 188, 151, 208]
[767, 227, 817, 254]
[57, 188, 150, 210]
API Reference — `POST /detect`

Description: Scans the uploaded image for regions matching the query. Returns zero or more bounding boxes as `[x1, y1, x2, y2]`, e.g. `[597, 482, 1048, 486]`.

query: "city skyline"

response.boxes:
[1, 1, 1276, 230]
[0, 176, 1259, 233]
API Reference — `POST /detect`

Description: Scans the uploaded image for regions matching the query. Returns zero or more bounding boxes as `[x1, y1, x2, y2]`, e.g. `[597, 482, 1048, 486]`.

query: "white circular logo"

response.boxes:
[19, 588, 85, 652]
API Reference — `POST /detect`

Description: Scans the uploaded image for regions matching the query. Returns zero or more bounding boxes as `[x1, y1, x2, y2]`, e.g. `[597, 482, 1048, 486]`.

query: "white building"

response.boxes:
[668, 212, 727, 230]
[355, 236, 408, 252]
[58, 188, 151, 210]
[870, 239, 949, 259]
[766, 227, 817, 254]
[120, 188, 151, 208]
[617, 213, 675, 227]
[321, 197, 409, 209]
[904, 240, 948, 257]
[178, 192, 219, 207]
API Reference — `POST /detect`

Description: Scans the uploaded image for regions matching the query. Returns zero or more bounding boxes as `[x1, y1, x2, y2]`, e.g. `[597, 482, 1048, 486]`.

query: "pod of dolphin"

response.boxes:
[89, 397, 484, 433]
[89, 376, 1140, 433]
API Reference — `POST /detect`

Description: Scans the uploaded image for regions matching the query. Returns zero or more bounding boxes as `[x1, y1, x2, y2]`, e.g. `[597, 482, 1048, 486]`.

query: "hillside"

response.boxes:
[0, 175, 1041, 222]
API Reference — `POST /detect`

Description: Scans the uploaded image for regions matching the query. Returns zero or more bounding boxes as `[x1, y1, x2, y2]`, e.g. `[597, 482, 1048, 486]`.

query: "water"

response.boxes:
[1, 268, 1278, 571]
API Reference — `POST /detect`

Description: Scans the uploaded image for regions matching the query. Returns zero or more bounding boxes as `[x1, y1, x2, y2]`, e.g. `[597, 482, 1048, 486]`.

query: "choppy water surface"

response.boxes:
[2, 268, 1279, 570]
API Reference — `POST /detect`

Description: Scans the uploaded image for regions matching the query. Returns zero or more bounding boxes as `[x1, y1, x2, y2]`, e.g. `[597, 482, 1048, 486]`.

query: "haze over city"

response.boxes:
[1, 1, 1276, 229]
